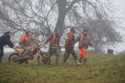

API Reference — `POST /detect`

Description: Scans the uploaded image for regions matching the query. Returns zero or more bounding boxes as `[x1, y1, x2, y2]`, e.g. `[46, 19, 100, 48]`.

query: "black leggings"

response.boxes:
[0, 48, 3, 63]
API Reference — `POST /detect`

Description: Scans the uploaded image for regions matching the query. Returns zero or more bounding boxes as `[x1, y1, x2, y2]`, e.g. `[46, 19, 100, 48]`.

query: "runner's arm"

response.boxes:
[43, 34, 53, 45]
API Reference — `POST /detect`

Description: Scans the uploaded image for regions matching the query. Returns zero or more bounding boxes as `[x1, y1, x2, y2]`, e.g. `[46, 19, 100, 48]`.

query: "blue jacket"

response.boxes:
[0, 33, 14, 48]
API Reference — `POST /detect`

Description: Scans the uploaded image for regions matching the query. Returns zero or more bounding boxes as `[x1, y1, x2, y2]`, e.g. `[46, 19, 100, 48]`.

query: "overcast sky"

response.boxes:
[118, 0, 125, 13]
[1, 0, 125, 53]
[109, 0, 125, 53]
[115, 0, 125, 22]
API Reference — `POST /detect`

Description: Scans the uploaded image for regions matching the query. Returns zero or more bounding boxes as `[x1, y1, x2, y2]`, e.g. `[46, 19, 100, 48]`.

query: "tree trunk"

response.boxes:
[55, 0, 67, 35]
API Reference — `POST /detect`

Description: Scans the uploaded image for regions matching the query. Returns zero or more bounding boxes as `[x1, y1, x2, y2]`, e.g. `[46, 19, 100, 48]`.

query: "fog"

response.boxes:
[112, 0, 125, 52]
[0, 0, 125, 54]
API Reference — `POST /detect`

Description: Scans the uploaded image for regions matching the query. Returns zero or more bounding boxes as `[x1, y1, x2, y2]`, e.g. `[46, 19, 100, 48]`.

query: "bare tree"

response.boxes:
[0, 0, 122, 52]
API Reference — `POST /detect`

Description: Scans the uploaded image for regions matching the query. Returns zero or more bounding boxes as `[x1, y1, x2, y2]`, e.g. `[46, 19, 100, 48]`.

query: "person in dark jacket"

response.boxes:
[0, 31, 17, 64]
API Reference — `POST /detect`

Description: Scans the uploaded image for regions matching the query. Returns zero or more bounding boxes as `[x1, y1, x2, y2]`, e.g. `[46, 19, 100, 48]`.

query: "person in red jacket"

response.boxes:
[63, 28, 81, 65]
[78, 29, 93, 64]
[44, 29, 61, 65]
[19, 31, 34, 48]
[19, 30, 35, 64]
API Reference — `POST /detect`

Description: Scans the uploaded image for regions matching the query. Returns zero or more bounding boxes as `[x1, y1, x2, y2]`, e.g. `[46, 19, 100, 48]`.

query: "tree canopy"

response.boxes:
[0, 0, 122, 52]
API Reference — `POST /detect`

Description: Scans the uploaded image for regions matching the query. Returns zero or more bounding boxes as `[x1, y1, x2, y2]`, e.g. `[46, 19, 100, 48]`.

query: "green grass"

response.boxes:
[0, 55, 125, 83]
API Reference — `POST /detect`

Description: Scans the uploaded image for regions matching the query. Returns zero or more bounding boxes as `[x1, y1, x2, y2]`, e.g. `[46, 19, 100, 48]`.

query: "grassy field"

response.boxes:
[0, 54, 125, 83]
